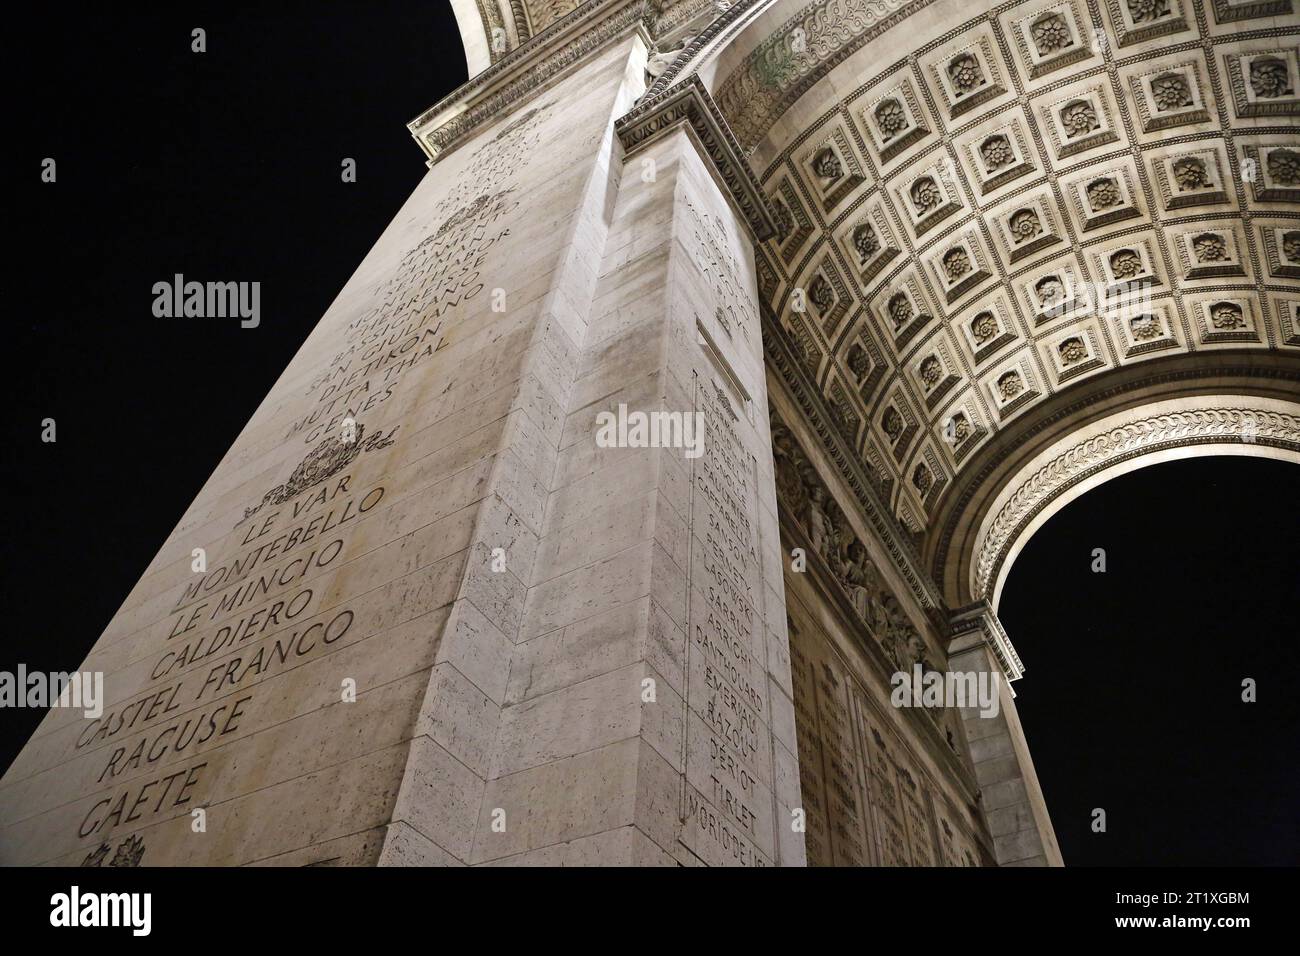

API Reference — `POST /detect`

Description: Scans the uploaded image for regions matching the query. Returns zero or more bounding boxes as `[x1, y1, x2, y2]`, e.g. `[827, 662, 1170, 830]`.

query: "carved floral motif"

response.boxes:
[1267, 149, 1300, 186]
[948, 54, 985, 94]
[773, 198, 794, 238]
[809, 275, 835, 311]
[1035, 275, 1065, 308]
[1030, 14, 1072, 55]
[912, 463, 934, 496]
[1193, 233, 1228, 262]
[910, 176, 941, 213]
[975, 407, 1300, 597]
[888, 292, 914, 329]
[1109, 249, 1144, 279]
[1210, 302, 1246, 329]
[1130, 314, 1162, 340]
[919, 355, 942, 387]
[882, 406, 904, 442]
[1172, 157, 1212, 190]
[874, 98, 908, 138]
[852, 223, 879, 262]
[1126, 0, 1170, 23]
[949, 413, 972, 443]
[1087, 177, 1122, 209]
[980, 135, 1014, 170]
[1283, 231, 1300, 263]
[1249, 57, 1292, 99]
[1060, 99, 1099, 138]
[997, 370, 1024, 400]
[1058, 337, 1088, 365]
[1009, 209, 1042, 242]
[847, 343, 871, 378]
[1151, 73, 1193, 111]
[971, 311, 998, 345]
[942, 247, 970, 280]
[813, 147, 843, 180]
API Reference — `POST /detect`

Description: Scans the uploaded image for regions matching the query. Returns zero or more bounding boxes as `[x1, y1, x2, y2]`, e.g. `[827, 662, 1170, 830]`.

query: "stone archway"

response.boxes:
[969, 397, 1300, 610]
[2, 0, 1295, 868]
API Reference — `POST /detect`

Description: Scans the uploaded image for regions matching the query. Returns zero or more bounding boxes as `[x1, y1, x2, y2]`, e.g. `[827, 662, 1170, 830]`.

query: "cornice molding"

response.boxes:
[713, 0, 934, 155]
[644, 0, 765, 97]
[948, 601, 1024, 682]
[411, 0, 660, 163]
[614, 74, 778, 240]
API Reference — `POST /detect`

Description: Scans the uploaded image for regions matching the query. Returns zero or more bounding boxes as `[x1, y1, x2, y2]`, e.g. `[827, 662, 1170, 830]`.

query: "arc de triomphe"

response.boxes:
[3, 0, 1298, 867]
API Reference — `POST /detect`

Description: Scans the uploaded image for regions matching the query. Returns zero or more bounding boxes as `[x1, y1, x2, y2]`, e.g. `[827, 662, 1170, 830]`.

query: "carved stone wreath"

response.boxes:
[236, 423, 398, 527]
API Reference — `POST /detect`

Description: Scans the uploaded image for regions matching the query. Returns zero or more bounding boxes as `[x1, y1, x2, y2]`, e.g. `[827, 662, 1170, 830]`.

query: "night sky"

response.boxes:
[1001, 456, 1300, 866]
[4, 2, 466, 776]
[5, 4, 1297, 867]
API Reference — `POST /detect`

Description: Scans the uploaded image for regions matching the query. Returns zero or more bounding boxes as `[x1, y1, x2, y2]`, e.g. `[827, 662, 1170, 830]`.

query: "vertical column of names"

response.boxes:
[679, 377, 775, 866]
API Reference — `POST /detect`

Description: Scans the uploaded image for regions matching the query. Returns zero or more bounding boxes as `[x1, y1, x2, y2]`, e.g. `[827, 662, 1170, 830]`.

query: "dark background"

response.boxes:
[4, 3, 1297, 867]
[4, 1, 465, 781]
[1003, 456, 1300, 866]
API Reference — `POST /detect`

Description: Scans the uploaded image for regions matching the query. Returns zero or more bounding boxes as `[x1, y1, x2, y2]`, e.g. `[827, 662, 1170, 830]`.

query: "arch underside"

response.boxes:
[697, 0, 1300, 602]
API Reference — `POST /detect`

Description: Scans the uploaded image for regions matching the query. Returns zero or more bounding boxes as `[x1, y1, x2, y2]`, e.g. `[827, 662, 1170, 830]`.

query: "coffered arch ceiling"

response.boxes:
[694, 0, 1300, 603]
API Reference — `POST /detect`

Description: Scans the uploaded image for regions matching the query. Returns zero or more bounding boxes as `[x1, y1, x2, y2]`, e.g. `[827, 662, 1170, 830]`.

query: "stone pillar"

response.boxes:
[947, 603, 1062, 866]
[458, 77, 801, 866]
